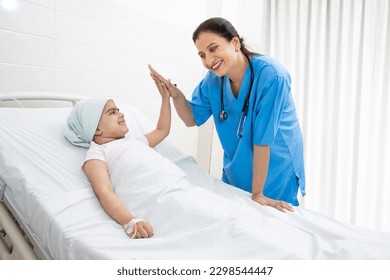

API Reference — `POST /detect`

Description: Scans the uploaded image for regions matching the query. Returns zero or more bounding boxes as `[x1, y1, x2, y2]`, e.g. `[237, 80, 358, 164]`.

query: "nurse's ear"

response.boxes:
[231, 36, 241, 52]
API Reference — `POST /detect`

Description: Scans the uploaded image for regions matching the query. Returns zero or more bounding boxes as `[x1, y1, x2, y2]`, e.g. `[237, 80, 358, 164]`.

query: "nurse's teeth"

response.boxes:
[212, 61, 222, 69]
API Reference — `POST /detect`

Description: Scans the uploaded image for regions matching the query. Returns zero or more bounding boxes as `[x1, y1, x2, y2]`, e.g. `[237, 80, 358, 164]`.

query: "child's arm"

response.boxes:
[83, 159, 154, 239]
[145, 70, 171, 148]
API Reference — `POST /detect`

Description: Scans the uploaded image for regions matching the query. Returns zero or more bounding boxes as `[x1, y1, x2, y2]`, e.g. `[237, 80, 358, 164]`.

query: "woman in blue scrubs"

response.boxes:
[149, 17, 305, 212]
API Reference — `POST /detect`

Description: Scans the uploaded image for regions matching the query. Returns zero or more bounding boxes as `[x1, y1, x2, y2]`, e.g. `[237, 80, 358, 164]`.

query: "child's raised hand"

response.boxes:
[150, 72, 170, 99]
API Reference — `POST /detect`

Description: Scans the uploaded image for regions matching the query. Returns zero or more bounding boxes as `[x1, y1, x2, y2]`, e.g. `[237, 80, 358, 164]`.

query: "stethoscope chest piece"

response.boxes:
[219, 110, 228, 121]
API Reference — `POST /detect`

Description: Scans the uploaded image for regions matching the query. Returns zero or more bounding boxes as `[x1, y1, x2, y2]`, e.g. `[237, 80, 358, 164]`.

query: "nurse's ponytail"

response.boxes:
[192, 17, 260, 57]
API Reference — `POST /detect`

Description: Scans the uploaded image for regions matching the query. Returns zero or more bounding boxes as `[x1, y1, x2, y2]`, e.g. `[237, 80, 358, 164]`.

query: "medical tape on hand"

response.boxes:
[123, 218, 144, 238]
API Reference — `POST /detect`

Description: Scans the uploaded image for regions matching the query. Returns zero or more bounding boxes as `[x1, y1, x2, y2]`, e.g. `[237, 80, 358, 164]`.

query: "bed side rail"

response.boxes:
[0, 91, 85, 106]
[0, 203, 37, 260]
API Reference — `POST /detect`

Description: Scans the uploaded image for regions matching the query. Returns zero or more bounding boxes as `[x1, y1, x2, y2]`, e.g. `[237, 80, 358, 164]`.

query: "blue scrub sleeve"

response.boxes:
[187, 81, 213, 126]
[253, 75, 290, 145]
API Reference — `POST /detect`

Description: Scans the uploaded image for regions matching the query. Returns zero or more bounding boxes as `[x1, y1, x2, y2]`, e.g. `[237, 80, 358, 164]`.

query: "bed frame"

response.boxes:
[0, 92, 84, 260]
[0, 91, 83, 102]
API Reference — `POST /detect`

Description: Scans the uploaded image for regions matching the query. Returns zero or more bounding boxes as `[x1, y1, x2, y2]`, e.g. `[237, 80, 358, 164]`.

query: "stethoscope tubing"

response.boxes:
[219, 54, 254, 138]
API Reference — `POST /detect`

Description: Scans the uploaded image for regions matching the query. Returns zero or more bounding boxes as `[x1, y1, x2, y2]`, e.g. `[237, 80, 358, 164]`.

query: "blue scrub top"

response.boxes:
[188, 55, 305, 205]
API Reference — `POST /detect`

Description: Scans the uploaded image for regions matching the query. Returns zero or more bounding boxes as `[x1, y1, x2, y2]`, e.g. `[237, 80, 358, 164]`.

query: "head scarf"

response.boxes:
[64, 98, 110, 148]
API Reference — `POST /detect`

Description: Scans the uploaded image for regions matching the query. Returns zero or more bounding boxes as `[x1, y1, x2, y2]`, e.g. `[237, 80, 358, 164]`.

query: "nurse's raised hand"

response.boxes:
[148, 64, 180, 98]
[252, 193, 294, 213]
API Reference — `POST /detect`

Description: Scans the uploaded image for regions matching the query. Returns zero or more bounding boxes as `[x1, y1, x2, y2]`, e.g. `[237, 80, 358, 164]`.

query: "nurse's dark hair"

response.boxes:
[192, 17, 258, 56]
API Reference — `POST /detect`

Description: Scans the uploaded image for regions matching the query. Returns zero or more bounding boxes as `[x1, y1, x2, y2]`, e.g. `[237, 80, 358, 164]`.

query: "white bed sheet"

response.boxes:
[1, 104, 390, 260]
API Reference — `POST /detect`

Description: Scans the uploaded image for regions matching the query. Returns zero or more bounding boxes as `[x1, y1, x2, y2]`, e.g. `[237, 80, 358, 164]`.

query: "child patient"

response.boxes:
[64, 78, 171, 239]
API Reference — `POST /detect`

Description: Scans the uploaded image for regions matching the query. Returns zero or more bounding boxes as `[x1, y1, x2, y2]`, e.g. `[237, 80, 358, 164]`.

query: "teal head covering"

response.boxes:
[64, 98, 110, 148]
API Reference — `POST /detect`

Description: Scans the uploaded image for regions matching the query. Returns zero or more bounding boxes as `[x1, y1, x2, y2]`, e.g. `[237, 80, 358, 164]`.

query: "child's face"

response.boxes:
[95, 100, 129, 140]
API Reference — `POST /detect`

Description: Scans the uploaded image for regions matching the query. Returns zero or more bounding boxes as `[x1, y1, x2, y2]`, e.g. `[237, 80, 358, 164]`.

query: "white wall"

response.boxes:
[0, 0, 210, 159]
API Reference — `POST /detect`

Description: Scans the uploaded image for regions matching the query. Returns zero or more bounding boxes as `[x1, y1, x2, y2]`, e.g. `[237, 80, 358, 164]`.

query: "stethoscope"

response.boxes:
[218, 53, 254, 138]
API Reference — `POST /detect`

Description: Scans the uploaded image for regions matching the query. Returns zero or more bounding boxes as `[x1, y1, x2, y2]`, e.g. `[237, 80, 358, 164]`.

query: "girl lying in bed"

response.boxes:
[64, 78, 172, 239]
[63, 76, 293, 240]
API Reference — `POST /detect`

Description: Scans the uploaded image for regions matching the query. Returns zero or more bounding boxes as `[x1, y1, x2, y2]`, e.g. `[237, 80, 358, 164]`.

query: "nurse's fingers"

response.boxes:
[272, 201, 294, 213]
[148, 64, 168, 84]
[148, 65, 181, 99]
[254, 194, 294, 213]
[283, 203, 294, 212]
[150, 72, 165, 86]
[149, 72, 159, 82]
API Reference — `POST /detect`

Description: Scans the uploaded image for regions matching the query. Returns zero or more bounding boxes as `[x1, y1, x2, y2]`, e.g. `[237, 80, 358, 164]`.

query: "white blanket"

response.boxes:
[1, 104, 390, 259]
[31, 153, 390, 260]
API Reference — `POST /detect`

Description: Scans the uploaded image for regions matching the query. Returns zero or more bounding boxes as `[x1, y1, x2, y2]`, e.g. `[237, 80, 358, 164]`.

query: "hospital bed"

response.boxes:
[1, 92, 390, 260]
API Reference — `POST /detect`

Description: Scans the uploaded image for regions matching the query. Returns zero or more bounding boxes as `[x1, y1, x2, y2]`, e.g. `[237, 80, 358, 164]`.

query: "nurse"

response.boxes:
[149, 17, 305, 212]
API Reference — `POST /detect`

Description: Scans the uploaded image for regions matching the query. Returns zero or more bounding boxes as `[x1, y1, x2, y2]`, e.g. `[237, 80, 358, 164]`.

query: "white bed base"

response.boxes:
[0, 92, 84, 260]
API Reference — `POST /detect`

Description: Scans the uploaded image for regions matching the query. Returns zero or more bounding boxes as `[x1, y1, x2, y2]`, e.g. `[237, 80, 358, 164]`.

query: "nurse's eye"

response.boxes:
[209, 46, 217, 53]
[199, 53, 206, 59]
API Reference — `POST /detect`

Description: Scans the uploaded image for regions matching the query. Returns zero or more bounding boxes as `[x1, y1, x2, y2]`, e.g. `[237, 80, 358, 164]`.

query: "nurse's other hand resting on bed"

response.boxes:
[64, 78, 171, 239]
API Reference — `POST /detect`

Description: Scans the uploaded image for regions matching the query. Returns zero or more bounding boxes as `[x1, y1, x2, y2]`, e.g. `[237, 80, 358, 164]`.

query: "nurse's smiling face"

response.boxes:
[195, 31, 241, 77]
